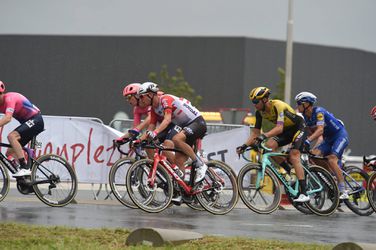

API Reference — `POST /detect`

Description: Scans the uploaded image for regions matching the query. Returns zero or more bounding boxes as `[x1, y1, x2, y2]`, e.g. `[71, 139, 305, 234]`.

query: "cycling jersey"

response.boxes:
[133, 106, 149, 127]
[0, 92, 40, 123]
[150, 94, 201, 127]
[254, 99, 303, 129]
[303, 106, 345, 139]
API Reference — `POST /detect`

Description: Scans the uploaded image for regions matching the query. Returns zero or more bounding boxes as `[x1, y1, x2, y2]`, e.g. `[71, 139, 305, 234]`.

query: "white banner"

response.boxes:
[0, 116, 123, 183]
[202, 126, 251, 174]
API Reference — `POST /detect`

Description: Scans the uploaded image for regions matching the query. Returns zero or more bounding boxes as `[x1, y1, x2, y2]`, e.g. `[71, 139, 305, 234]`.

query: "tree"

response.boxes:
[148, 65, 202, 108]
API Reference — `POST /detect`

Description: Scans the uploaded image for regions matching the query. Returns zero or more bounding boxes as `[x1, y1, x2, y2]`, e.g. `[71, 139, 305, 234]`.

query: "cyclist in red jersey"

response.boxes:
[371, 106, 376, 121]
[138, 82, 208, 185]
[0, 81, 44, 177]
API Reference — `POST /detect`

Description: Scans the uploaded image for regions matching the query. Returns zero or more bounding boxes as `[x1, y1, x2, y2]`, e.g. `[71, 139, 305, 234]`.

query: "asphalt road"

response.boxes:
[1, 186, 376, 245]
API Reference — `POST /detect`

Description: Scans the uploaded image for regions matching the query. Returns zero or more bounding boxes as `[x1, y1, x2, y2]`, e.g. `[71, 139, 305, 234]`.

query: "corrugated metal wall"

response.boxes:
[0, 35, 375, 155]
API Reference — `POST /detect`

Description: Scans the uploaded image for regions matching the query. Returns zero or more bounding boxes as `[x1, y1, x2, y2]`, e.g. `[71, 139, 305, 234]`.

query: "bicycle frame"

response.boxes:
[0, 142, 35, 174]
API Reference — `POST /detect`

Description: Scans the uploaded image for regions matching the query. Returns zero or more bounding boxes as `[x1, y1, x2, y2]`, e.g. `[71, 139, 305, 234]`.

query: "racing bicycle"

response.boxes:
[0, 136, 77, 207]
[237, 141, 339, 216]
[126, 140, 239, 215]
[365, 155, 376, 213]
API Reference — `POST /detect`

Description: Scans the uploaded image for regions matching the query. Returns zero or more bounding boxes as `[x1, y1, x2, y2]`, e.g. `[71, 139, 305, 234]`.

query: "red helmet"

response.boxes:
[122, 83, 141, 97]
[371, 106, 376, 120]
[0, 81, 5, 93]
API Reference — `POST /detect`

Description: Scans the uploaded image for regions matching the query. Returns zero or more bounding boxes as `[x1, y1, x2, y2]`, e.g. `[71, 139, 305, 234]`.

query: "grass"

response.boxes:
[0, 222, 333, 250]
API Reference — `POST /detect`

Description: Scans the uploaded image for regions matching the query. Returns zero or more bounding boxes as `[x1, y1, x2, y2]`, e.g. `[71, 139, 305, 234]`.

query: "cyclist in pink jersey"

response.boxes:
[138, 82, 208, 185]
[0, 81, 44, 177]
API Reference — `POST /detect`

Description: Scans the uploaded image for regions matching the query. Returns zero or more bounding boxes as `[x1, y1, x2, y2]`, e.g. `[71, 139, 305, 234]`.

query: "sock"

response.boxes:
[18, 158, 27, 169]
[338, 182, 345, 193]
[299, 180, 307, 195]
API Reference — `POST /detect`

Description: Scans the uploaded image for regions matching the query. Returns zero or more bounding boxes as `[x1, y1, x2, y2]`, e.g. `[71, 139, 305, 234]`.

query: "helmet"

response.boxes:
[249, 87, 270, 100]
[370, 106, 376, 120]
[0, 81, 5, 93]
[123, 83, 141, 97]
[138, 82, 159, 95]
[295, 92, 317, 104]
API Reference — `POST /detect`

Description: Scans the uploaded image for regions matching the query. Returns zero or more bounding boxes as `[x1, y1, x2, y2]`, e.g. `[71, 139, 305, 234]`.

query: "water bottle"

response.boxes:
[172, 165, 184, 178]
[184, 166, 191, 183]
[278, 166, 291, 182]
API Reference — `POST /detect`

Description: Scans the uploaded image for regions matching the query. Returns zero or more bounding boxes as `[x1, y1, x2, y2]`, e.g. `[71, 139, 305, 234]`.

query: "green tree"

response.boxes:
[148, 65, 202, 108]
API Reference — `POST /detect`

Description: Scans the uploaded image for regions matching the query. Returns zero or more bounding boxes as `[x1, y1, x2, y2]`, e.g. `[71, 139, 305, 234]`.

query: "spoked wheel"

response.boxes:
[126, 159, 173, 213]
[367, 172, 376, 213]
[108, 157, 137, 208]
[31, 154, 78, 207]
[343, 166, 373, 216]
[304, 165, 339, 216]
[0, 163, 10, 202]
[195, 160, 239, 215]
[237, 163, 281, 214]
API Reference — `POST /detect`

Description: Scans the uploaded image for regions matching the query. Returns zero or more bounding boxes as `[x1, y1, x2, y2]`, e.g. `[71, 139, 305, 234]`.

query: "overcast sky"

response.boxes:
[1, 0, 375, 53]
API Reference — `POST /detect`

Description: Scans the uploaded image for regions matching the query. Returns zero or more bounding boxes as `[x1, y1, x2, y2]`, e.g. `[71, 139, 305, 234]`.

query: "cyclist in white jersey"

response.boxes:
[138, 82, 208, 184]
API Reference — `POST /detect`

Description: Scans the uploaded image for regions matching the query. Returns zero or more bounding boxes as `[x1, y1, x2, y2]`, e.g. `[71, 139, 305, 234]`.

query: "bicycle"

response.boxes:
[306, 153, 373, 216]
[0, 136, 78, 207]
[126, 140, 239, 215]
[365, 155, 376, 213]
[237, 141, 339, 216]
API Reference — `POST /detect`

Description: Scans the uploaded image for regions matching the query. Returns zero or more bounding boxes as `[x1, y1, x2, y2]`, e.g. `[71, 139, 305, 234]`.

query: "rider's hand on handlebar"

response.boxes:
[146, 130, 158, 140]
[303, 139, 311, 151]
[236, 144, 248, 155]
[113, 137, 128, 147]
[254, 134, 267, 147]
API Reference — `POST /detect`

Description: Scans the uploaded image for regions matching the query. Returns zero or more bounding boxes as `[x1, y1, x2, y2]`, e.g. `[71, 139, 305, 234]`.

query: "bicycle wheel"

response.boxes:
[0, 162, 10, 202]
[343, 166, 373, 216]
[126, 159, 173, 213]
[108, 157, 137, 208]
[31, 154, 78, 207]
[237, 163, 281, 214]
[304, 165, 339, 216]
[367, 172, 376, 213]
[284, 183, 313, 215]
[195, 160, 238, 215]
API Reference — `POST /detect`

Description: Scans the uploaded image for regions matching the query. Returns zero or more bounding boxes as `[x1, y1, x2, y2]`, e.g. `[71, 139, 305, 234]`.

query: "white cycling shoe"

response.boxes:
[194, 163, 208, 184]
[293, 194, 310, 203]
[12, 168, 31, 177]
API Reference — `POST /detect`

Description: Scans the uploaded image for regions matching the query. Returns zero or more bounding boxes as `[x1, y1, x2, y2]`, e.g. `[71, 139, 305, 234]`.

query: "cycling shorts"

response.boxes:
[155, 123, 179, 143]
[317, 129, 349, 158]
[181, 116, 207, 146]
[272, 116, 307, 150]
[14, 113, 44, 146]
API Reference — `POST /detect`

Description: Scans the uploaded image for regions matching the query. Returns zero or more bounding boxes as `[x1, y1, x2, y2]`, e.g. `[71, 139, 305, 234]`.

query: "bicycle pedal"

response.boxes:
[192, 182, 204, 192]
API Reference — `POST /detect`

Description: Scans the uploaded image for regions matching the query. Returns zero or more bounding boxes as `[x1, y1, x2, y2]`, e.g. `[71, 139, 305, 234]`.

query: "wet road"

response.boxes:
[1, 188, 376, 245]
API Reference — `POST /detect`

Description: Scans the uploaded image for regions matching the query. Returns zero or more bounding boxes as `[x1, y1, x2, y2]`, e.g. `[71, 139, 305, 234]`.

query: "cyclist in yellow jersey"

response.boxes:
[236, 86, 310, 203]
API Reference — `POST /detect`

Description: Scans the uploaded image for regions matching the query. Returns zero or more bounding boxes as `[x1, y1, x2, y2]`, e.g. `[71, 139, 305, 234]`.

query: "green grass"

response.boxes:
[0, 222, 333, 250]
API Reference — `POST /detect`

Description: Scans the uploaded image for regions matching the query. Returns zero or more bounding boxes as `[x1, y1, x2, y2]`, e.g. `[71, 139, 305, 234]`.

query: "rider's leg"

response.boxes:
[174, 151, 188, 171]
[7, 131, 27, 168]
[162, 139, 175, 165]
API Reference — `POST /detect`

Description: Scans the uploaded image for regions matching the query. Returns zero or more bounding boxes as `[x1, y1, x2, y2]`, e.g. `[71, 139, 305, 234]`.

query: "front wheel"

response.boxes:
[31, 154, 78, 207]
[367, 172, 376, 213]
[0, 162, 10, 202]
[195, 160, 239, 215]
[108, 157, 137, 208]
[237, 163, 281, 214]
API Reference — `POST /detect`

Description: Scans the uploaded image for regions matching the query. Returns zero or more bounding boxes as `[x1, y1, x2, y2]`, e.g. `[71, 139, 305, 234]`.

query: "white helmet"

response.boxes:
[295, 92, 317, 104]
[138, 82, 159, 95]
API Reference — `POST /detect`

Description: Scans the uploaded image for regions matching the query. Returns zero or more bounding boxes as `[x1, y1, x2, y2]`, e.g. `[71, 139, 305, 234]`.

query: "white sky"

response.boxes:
[0, 0, 375, 53]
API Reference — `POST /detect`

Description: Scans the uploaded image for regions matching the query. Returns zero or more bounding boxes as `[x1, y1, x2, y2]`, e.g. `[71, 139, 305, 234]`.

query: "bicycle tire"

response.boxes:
[185, 196, 205, 211]
[343, 166, 373, 216]
[284, 184, 313, 215]
[108, 157, 137, 209]
[126, 159, 173, 213]
[367, 172, 376, 213]
[237, 163, 281, 214]
[31, 154, 78, 207]
[195, 160, 239, 215]
[304, 165, 339, 216]
[0, 162, 10, 202]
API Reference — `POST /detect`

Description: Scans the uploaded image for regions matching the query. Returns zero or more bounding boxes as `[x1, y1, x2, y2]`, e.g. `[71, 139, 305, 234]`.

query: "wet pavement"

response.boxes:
[1, 187, 376, 245]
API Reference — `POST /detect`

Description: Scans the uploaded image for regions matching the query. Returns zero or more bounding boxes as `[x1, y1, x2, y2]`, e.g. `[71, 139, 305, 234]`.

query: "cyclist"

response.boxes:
[138, 82, 208, 184]
[236, 87, 310, 203]
[0, 81, 44, 177]
[295, 92, 350, 199]
[371, 106, 376, 121]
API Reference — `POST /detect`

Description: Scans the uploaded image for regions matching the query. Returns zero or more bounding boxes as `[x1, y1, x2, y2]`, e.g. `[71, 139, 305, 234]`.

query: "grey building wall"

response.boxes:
[0, 35, 375, 155]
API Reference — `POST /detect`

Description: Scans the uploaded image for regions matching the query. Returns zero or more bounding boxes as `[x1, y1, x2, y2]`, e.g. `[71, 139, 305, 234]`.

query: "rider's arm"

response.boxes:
[264, 123, 283, 138]
[307, 125, 324, 142]
[154, 109, 172, 134]
[0, 113, 12, 127]
[133, 107, 141, 127]
[246, 128, 261, 145]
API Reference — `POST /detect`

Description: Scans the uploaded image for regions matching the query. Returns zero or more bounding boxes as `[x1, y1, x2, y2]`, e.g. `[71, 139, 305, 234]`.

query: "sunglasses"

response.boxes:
[252, 99, 260, 104]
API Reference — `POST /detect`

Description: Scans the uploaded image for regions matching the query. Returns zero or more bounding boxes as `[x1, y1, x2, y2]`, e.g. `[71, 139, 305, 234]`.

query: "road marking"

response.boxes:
[243, 223, 313, 228]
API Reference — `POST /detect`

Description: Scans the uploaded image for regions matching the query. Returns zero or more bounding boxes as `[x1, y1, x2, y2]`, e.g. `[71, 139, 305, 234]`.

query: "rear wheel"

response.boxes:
[0, 163, 10, 202]
[367, 172, 376, 213]
[195, 160, 239, 215]
[237, 163, 281, 214]
[108, 157, 137, 208]
[304, 165, 339, 216]
[343, 166, 373, 216]
[31, 154, 78, 207]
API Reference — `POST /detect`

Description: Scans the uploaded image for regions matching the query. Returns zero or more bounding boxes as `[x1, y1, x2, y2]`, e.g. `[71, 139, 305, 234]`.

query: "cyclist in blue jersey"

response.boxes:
[295, 92, 349, 199]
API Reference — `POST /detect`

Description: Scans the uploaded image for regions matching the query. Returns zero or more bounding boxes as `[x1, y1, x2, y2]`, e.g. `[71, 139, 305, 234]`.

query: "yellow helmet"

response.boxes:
[249, 87, 270, 100]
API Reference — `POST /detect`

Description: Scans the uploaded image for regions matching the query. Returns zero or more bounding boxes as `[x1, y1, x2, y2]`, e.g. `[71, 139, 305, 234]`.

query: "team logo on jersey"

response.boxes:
[6, 108, 14, 113]
[317, 113, 324, 121]
[279, 112, 284, 118]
